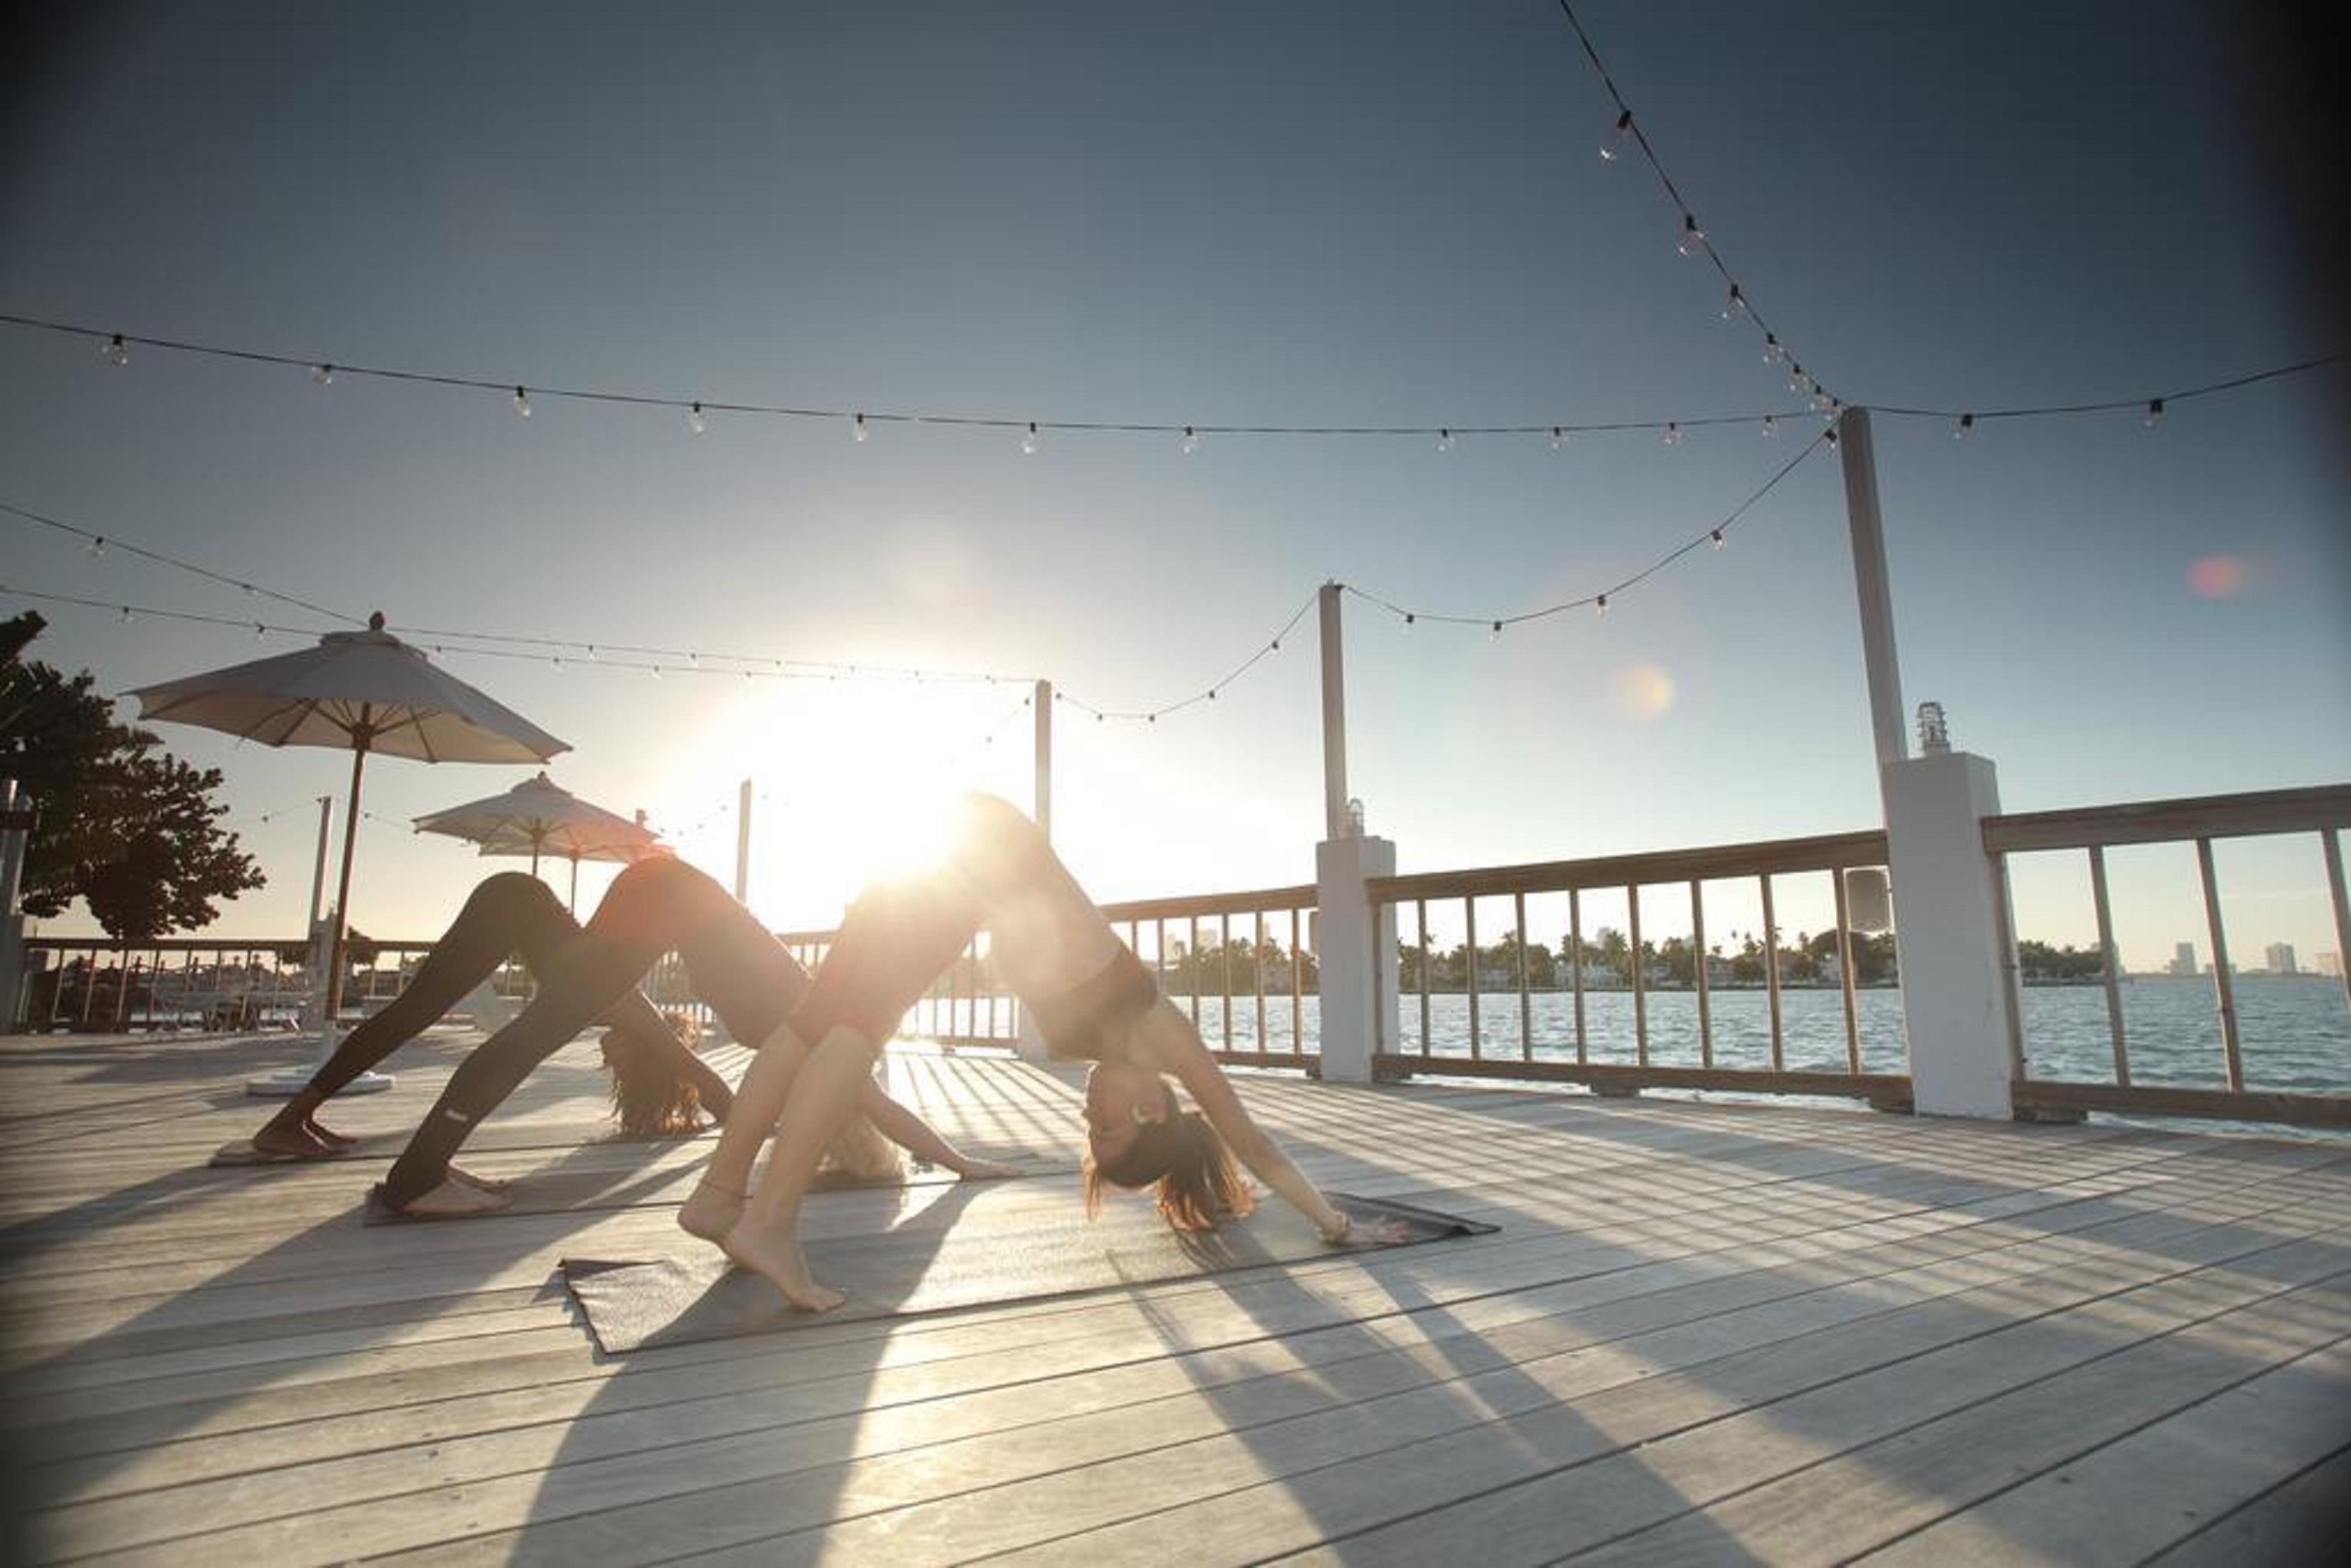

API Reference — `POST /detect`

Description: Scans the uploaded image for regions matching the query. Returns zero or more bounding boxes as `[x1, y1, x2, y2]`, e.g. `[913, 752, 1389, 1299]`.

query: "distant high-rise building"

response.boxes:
[2168, 941, 2196, 977]
[2265, 942, 2298, 975]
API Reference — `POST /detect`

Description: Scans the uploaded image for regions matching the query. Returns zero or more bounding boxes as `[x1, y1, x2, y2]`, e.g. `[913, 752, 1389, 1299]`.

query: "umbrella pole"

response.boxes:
[251, 725, 393, 1095]
[568, 854, 579, 915]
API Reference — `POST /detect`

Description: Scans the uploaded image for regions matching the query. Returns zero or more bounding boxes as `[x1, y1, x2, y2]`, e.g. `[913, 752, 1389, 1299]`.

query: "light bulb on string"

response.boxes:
[240, 582, 256, 597]
[1208, 688, 1218, 701]
[1955, 413, 1975, 438]
[586, 644, 598, 663]
[1401, 611, 1415, 634]
[1762, 414, 1779, 438]
[2144, 398, 2165, 429]
[1710, 528, 1726, 550]
[1020, 421, 1040, 456]
[1600, 109, 1632, 161]
[116, 605, 132, 623]
[852, 412, 870, 443]
[1436, 428, 1455, 454]
[1722, 284, 1748, 321]
[311, 363, 334, 386]
[253, 621, 266, 640]
[1811, 386, 1837, 414]
[513, 386, 532, 419]
[1180, 425, 1199, 456]
[649, 663, 664, 680]
[1662, 422, 1682, 445]
[1762, 333, 1784, 364]
[687, 402, 706, 436]
[1270, 637, 1281, 653]
[1789, 365, 1813, 397]
[551, 655, 564, 674]
[1550, 425, 1569, 452]
[86, 535, 106, 557]
[1595, 594, 1609, 616]
[1489, 621, 1502, 642]
[1824, 427, 1839, 449]
[1677, 215, 1707, 257]
[102, 333, 129, 367]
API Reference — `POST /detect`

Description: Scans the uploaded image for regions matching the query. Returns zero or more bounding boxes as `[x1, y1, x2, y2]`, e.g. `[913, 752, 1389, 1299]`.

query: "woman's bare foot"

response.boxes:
[676, 1178, 744, 1242]
[250, 1119, 337, 1159]
[376, 1178, 510, 1218]
[719, 1221, 845, 1312]
[445, 1162, 512, 1194]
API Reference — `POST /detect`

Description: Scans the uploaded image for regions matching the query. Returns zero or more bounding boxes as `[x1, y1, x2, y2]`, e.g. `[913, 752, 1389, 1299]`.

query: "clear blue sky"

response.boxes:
[5, 2, 2346, 970]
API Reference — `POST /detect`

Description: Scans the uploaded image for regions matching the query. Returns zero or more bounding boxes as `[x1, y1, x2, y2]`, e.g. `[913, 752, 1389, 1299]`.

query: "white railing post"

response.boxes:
[1841, 407, 2020, 1118]
[1310, 583, 1397, 1081]
[733, 777, 753, 904]
[1316, 829, 1397, 1084]
[1009, 681, 1055, 1062]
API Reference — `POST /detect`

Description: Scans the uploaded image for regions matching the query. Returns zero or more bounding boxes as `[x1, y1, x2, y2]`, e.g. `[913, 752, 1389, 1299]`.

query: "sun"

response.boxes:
[721, 679, 1023, 925]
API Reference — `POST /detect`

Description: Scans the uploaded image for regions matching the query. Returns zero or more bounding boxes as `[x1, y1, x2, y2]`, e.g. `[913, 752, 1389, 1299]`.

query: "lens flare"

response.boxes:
[1610, 663, 1677, 722]
[2186, 553, 2245, 600]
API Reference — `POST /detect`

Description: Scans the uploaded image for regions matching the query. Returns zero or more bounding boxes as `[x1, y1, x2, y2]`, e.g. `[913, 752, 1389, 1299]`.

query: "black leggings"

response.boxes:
[378, 859, 810, 1204]
[307, 873, 581, 1101]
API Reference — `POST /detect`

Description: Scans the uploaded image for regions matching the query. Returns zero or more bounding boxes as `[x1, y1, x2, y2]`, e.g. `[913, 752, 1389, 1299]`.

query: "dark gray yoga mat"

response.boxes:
[361, 1151, 1061, 1224]
[562, 1190, 1497, 1352]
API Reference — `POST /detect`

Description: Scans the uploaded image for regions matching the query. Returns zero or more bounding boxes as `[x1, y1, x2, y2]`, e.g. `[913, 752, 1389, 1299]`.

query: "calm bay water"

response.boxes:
[1049, 974, 2351, 1097]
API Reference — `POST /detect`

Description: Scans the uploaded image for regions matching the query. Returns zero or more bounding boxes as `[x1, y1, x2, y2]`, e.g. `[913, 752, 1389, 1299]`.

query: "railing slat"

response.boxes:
[1691, 878, 1714, 1071]
[2088, 845, 2131, 1087]
[1515, 890, 1532, 1062]
[1832, 868, 1861, 1075]
[1627, 884, 1647, 1067]
[2325, 830, 2350, 1016]
[1569, 887, 1586, 1065]
[1760, 874, 1784, 1071]
[2196, 836, 2245, 1090]
[1465, 896, 1481, 1061]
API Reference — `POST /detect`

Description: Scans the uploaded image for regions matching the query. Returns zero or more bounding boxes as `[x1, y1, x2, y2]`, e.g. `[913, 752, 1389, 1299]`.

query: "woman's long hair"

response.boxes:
[1084, 1084, 1255, 1232]
[598, 1011, 706, 1138]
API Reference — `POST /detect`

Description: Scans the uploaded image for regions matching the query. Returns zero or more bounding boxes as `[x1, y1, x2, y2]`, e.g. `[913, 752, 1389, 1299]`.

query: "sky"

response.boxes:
[4, 1, 2346, 973]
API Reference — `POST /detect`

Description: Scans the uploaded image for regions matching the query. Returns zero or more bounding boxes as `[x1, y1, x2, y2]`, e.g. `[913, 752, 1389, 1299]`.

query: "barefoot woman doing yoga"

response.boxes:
[690, 793, 1384, 1312]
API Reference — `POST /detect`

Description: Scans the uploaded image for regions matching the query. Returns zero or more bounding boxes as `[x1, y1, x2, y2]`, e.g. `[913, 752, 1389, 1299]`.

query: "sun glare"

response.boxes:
[713, 680, 1012, 924]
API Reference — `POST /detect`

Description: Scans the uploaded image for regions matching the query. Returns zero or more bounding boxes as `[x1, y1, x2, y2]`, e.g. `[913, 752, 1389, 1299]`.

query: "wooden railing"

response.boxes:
[1366, 830, 1912, 1107]
[774, 882, 1322, 1064]
[8, 935, 527, 1033]
[1985, 784, 2351, 1130]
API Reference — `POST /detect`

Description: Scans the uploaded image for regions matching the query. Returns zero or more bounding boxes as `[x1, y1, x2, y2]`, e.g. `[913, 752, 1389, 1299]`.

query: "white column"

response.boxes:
[733, 777, 753, 904]
[1318, 582, 1348, 842]
[1314, 833, 1397, 1084]
[0, 780, 31, 1032]
[1032, 679, 1052, 843]
[1883, 751, 2020, 1118]
[1838, 406, 1909, 777]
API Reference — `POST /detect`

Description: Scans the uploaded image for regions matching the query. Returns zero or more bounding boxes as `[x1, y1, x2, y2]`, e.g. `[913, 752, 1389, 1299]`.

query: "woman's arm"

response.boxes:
[1130, 1002, 1353, 1240]
[856, 1081, 1016, 1178]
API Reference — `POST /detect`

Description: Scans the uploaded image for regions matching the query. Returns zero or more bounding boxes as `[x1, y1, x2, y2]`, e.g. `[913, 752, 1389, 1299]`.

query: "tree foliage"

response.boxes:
[1, 612, 266, 939]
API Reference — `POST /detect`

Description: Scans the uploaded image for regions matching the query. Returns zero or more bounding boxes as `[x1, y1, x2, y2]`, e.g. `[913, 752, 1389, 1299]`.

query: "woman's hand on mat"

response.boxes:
[1324, 1212, 1408, 1247]
[951, 1156, 1020, 1181]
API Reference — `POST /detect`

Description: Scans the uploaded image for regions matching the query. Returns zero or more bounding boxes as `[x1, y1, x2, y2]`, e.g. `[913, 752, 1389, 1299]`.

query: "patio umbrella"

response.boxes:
[416, 771, 660, 910]
[127, 611, 567, 1085]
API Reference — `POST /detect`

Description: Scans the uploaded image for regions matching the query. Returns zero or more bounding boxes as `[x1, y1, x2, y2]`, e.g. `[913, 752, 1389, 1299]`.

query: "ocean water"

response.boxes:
[923, 974, 2351, 1099]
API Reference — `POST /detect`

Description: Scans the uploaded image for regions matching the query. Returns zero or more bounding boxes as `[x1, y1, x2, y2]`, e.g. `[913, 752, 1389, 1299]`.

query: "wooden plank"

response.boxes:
[1854, 1341, 2351, 1565]
[2139, 1447, 2351, 1567]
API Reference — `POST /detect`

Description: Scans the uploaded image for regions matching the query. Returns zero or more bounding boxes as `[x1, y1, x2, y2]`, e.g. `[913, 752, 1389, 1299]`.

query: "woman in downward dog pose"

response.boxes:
[253, 862, 1009, 1218]
[682, 793, 1389, 1312]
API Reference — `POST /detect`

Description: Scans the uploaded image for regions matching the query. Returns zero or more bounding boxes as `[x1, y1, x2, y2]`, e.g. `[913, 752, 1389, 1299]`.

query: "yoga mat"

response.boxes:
[360, 1153, 1060, 1224]
[207, 1121, 696, 1167]
[561, 1190, 1496, 1352]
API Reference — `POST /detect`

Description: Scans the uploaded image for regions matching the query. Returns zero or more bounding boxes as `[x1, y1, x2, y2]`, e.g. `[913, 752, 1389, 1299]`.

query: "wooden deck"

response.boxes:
[3, 1027, 2348, 1565]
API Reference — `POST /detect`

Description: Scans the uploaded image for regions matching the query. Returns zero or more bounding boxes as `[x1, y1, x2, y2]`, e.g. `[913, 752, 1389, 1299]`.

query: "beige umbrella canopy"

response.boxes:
[416, 772, 659, 910]
[127, 612, 569, 1038]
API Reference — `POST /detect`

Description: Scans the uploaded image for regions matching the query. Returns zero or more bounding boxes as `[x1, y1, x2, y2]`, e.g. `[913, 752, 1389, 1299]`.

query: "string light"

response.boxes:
[1599, 109, 1632, 161]
[1955, 412, 1974, 438]
[1021, 421, 1040, 455]
[117, 605, 132, 622]
[253, 621, 266, 638]
[1489, 620, 1503, 641]
[1550, 425, 1569, 451]
[1596, 593, 1609, 616]
[1436, 428, 1455, 453]
[1662, 422, 1682, 445]
[86, 534, 106, 557]
[1677, 215, 1707, 258]
[853, 412, 870, 443]
[1723, 285, 1748, 321]
[311, 363, 334, 386]
[1762, 333, 1784, 364]
[102, 332, 129, 367]
[687, 401, 706, 436]
[1181, 425, 1199, 455]
[513, 386, 532, 419]
[1402, 612, 1415, 634]
[2144, 397, 2165, 429]
[551, 654, 564, 673]
[1762, 414, 1779, 438]
[1710, 528, 1725, 549]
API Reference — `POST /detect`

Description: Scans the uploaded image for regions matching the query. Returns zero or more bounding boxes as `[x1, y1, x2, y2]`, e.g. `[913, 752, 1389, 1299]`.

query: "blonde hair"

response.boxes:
[598, 1010, 706, 1138]
[816, 1058, 904, 1182]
